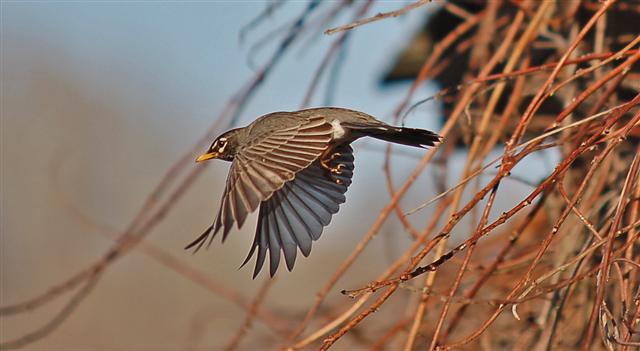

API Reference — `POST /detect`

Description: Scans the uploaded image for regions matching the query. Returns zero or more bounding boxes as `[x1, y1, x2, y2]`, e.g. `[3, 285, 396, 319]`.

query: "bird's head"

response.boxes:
[196, 128, 242, 163]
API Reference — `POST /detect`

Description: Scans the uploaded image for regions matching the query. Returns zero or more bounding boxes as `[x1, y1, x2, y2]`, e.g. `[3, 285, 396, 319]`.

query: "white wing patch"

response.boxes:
[330, 119, 346, 140]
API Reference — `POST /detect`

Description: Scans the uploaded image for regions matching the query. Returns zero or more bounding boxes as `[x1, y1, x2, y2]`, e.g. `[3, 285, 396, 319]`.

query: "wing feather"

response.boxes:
[277, 189, 313, 256]
[254, 210, 270, 278]
[243, 145, 355, 276]
[264, 202, 282, 278]
[272, 196, 298, 272]
[186, 116, 334, 251]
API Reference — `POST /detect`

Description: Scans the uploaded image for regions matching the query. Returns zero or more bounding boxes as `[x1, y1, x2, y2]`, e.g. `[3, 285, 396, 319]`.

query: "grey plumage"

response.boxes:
[188, 107, 441, 277]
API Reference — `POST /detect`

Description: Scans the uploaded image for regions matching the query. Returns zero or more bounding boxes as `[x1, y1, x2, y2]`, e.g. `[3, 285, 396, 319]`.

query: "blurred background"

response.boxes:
[1, 1, 581, 350]
[1, 2, 441, 349]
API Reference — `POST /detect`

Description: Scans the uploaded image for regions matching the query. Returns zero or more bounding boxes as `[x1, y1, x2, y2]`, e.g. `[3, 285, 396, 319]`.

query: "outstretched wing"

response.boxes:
[242, 145, 355, 277]
[186, 116, 334, 251]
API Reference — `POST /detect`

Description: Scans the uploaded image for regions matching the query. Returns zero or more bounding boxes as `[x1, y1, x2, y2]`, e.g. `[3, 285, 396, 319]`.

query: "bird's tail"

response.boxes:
[369, 127, 442, 148]
[344, 122, 442, 148]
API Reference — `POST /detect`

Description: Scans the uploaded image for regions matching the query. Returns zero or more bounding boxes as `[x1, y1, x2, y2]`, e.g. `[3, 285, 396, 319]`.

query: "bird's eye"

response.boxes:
[216, 138, 227, 152]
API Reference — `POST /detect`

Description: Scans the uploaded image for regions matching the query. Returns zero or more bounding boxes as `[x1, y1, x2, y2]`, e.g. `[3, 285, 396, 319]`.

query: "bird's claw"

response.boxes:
[321, 152, 344, 184]
[330, 164, 344, 175]
[320, 152, 342, 168]
[330, 164, 345, 184]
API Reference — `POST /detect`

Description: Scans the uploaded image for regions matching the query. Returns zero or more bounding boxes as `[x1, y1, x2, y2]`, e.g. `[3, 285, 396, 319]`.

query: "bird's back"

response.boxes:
[245, 111, 307, 142]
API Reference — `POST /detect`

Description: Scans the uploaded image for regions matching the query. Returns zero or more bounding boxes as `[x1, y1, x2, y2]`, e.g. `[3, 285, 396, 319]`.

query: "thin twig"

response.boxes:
[325, 0, 431, 35]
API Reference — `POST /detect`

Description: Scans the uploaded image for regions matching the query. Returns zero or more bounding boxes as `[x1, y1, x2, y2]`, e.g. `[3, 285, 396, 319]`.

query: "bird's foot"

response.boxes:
[322, 165, 344, 184]
[320, 152, 342, 168]
[330, 163, 344, 175]
[331, 174, 343, 185]
[320, 152, 344, 184]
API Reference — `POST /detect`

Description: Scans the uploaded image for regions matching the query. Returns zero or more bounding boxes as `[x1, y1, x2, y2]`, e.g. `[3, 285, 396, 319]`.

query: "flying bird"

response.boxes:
[187, 107, 441, 277]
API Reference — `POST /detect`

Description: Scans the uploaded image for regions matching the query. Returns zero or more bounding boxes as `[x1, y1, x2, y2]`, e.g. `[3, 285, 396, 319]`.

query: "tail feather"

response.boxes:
[369, 127, 441, 148]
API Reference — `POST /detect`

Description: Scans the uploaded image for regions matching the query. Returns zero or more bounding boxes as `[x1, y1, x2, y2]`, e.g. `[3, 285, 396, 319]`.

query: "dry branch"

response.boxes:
[4, 1, 640, 350]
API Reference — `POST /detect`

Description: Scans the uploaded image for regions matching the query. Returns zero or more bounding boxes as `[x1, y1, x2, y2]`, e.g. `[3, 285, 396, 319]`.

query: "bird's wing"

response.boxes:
[185, 116, 334, 252]
[242, 145, 355, 277]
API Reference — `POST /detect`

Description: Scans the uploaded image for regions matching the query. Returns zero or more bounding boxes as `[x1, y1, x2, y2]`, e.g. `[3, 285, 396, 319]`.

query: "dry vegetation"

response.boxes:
[2, 0, 640, 350]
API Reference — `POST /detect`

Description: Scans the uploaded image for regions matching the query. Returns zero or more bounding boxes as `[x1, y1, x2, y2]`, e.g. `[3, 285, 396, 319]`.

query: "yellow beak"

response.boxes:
[196, 152, 217, 163]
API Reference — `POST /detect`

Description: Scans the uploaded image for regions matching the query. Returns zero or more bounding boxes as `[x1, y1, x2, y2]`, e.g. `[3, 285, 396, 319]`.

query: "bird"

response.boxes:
[187, 107, 441, 278]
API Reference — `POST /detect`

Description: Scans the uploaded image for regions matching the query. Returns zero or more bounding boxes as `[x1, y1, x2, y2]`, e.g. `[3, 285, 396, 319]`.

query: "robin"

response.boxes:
[188, 107, 441, 277]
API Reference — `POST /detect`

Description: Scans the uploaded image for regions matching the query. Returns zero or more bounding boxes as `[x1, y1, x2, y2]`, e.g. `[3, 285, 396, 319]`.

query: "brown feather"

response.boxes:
[188, 116, 335, 250]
